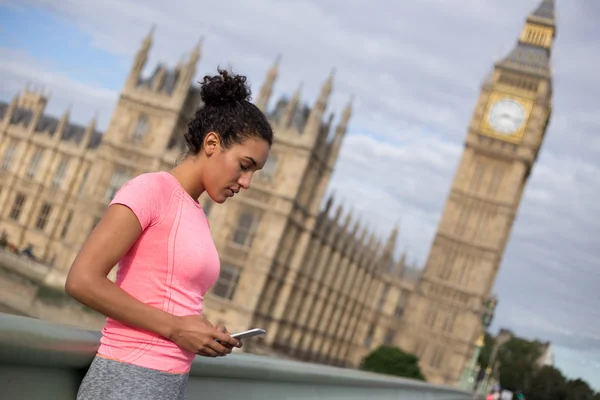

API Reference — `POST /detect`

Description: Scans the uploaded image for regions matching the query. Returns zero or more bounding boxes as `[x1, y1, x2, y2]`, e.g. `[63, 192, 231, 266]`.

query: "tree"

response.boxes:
[360, 345, 426, 381]
[528, 366, 566, 400]
[496, 337, 543, 392]
[480, 331, 599, 400]
[564, 379, 595, 400]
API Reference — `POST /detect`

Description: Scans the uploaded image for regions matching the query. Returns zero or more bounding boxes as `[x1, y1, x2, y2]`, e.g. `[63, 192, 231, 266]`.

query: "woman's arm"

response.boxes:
[65, 204, 238, 356]
[65, 204, 176, 338]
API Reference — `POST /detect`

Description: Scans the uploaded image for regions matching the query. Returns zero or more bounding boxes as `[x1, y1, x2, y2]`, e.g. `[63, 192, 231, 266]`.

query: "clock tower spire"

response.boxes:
[396, 0, 556, 386]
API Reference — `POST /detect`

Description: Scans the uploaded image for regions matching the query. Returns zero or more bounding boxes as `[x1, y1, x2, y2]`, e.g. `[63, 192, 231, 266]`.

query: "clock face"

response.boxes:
[487, 98, 525, 135]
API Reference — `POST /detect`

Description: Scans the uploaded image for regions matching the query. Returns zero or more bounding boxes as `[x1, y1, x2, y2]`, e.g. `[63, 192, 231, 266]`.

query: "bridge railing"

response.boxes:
[0, 313, 473, 399]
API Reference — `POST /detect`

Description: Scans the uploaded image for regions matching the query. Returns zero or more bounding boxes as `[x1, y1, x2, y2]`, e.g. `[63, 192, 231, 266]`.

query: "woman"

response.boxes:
[65, 68, 273, 399]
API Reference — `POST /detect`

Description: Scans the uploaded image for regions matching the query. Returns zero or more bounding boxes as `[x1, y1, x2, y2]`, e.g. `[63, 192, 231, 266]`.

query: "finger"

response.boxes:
[198, 348, 218, 358]
[214, 331, 238, 348]
[236, 340, 243, 348]
[215, 324, 228, 333]
[207, 339, 231, 355]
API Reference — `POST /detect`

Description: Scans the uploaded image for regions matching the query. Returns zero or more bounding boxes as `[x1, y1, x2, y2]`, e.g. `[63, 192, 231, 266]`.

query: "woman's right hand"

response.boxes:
[169, 315, 240, 357]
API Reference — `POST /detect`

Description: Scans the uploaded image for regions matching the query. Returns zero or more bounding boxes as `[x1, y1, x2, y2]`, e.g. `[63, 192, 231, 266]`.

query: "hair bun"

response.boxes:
[200, 68, 251, 106]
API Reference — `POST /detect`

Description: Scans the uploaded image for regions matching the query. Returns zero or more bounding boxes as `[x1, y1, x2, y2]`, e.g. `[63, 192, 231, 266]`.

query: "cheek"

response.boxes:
[226, 156, 244, 181]
[209, 156, 240, 186]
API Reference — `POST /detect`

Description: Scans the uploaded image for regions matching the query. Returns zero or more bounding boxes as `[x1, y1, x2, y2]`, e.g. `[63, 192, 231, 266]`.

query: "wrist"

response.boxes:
[161, 314, 180, 341]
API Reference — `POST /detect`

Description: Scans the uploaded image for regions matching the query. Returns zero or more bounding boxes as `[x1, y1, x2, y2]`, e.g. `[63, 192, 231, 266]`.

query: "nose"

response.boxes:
[237, 172, 252, 190]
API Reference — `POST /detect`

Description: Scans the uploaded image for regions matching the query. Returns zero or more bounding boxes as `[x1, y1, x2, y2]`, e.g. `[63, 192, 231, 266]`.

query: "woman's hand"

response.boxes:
[215, 323, 243, 350]
[170, 315, 240, 357]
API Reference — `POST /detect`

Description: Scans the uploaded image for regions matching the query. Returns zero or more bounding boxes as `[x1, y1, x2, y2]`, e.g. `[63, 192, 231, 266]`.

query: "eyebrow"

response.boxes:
[244, 156, 257, 166]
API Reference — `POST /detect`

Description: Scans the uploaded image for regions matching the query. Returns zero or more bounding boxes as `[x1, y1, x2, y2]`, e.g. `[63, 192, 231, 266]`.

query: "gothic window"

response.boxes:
[438, 249, 455, 280]
[1, 141, 17, 170]
[60, 211, 73, 239]
[9, 193, 26, 221]
[26, 148, 43, 179]
[36, 202, 52, 230]
[413, 341, 426, 359]
[442, 309, 457, 333]
[78, 167, 89, 196]
[104, 167, 131, 201]
[394, 292, 405, 317]
[232, 211, 255, 247]
[52, 158, 69, 188]
[212, 263, 241, 300]
[377, 284, 389, 312]
[469, 160, 485, 192]
[430, 345, 445, 369]
[363, 323, 375, 347]
[487, 166, 504, 196]
[132, 114, 149, 143]
[423, 303, 438, 329]
[383, 328, 396, 345]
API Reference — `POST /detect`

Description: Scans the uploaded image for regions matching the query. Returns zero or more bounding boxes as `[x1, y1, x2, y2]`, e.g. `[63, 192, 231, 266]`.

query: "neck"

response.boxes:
[168, 156, 205, 201]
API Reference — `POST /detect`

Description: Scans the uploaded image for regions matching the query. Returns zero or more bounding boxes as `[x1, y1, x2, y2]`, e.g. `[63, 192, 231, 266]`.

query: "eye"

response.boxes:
[240, 163, 251, 171]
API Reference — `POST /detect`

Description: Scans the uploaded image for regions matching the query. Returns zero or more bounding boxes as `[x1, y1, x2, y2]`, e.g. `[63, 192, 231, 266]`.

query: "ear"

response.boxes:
[203, 132, 221, 156]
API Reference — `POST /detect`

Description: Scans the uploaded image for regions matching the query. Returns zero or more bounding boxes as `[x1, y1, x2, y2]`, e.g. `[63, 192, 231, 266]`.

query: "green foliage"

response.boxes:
[478, 331, 600, 400]
[360, 345, 426, 381]
[528, 366, 567, 400]
[564, 379, 596, 400]
[496, 337, 543, 392]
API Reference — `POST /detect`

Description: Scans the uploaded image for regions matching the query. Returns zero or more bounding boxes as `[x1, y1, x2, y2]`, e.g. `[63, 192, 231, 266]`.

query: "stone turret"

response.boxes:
[256, 56, 280, 112]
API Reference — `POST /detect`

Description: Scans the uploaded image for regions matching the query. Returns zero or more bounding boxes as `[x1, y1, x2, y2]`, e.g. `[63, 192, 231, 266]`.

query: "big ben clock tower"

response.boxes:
[396, 0, 556, 386]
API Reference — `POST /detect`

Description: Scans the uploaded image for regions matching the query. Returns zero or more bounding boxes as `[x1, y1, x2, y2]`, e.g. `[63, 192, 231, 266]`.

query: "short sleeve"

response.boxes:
[110, 173, 164, 230]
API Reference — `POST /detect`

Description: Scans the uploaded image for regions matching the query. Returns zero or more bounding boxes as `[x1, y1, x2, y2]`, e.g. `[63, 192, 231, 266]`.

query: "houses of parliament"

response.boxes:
[0, 0, 556, 387]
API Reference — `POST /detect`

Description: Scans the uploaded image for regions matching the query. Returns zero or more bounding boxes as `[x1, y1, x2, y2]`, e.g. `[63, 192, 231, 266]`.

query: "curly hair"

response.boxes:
[184, 68, 273, 155]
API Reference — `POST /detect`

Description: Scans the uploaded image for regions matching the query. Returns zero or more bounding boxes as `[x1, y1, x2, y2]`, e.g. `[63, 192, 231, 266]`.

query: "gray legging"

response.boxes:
[77, 355, 189, 400]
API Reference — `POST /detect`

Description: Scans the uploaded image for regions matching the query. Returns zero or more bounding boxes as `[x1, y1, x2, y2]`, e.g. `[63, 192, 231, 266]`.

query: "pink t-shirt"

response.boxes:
[97, 171, 220, 373]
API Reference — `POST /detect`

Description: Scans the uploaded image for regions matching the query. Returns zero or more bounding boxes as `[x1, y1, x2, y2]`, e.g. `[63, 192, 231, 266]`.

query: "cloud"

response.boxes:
[0, 47, 118, 125]
[2, 0, 599, 371]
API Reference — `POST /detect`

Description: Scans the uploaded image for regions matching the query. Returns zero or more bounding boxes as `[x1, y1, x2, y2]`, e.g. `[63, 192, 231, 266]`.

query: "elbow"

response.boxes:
[64, 272, 80, 300]
[64, 269, 91, 303]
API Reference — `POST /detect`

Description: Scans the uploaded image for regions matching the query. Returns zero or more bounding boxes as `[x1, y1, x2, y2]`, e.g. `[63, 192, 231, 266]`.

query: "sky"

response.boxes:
[0, 0, 598, 389]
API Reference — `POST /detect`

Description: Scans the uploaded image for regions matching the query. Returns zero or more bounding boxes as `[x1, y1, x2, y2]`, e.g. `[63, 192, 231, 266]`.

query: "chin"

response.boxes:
[212, 193, 228, 204]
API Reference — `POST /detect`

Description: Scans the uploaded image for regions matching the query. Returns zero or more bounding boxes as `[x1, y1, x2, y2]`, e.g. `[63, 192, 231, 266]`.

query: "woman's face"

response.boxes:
[201, 132, 270, 204]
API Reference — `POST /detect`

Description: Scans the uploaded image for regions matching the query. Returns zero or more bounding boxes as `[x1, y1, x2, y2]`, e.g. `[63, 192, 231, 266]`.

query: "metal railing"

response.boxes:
[0, 313, 473, 399]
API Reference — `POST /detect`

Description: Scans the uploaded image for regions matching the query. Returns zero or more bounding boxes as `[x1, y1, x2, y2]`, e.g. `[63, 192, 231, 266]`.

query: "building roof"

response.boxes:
[137, 65, 181, 95]
[269, 97, 312, 132]
[0, 102, 103, 149]
[531, 0, 555, 22]
[496, 43, 551, 77]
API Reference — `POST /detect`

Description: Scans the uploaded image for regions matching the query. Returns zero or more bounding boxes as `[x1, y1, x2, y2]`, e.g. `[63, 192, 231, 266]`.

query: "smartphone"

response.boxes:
[231, 328, 266, 340]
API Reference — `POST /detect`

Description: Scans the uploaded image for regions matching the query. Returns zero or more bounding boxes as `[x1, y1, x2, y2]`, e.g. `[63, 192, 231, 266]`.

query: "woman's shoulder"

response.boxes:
[123, 171, 179, 194]
[110, 172, 180, 228]
[113, 171, 180, 209]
